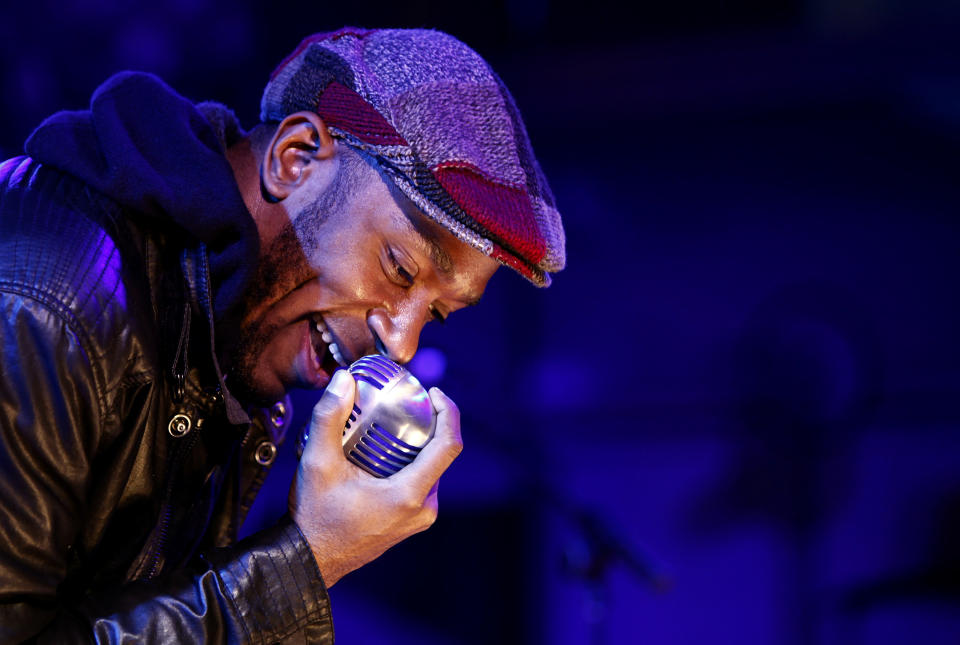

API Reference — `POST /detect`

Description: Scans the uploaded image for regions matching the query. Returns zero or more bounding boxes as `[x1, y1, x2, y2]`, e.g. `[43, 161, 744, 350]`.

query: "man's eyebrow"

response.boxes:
[397, 210, 454, 277]
[418, 227, 455, 278]
[397, 210, 484, 306]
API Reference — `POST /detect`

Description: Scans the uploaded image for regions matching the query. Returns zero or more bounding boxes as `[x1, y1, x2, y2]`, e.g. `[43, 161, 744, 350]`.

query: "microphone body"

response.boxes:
[298, 355, 437, 477]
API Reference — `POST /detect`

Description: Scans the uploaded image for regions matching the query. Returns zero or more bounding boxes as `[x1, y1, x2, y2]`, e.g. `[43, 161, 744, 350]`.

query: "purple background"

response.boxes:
[3, 1, 959, 643]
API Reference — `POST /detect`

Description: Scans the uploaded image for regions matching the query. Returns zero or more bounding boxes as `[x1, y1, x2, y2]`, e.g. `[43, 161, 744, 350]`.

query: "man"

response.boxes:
[0, 28, 564, 642]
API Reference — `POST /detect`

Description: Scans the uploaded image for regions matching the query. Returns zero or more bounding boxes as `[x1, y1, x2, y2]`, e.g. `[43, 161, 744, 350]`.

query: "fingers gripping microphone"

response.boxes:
[298, 355, 437, 477]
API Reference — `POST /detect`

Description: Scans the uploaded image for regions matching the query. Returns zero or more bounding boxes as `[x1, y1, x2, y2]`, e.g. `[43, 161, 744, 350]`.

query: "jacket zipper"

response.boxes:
[143, 427, 201, 580]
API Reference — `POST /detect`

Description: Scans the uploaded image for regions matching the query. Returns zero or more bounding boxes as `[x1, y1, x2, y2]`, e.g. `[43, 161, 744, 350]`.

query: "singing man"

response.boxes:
[0, 27, 564, 641]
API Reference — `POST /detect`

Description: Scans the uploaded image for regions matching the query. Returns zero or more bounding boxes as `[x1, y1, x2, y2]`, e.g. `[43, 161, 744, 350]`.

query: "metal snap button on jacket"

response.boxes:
[254, 440, 277, 466]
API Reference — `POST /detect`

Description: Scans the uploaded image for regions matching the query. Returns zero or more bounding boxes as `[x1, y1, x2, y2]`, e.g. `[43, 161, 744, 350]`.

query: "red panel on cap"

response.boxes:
[433, 163, 546, 266]
[316, 81, 408, 147]
[490, 245, 541, 282]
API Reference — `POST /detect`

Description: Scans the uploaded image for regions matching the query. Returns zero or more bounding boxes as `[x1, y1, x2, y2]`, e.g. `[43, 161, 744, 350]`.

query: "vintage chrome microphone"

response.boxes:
[298, 354, 437, 477]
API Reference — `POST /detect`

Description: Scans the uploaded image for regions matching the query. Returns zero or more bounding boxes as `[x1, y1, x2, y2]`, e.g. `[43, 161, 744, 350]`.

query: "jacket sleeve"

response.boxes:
[0, 293, 334, 644]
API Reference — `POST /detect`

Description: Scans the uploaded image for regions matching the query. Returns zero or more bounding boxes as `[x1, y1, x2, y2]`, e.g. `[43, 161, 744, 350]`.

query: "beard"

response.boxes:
[226, 221, 312, 407]
[225, 184, 340, 406]
[225, 146, 372, 406]
[225, 318, 281, 407]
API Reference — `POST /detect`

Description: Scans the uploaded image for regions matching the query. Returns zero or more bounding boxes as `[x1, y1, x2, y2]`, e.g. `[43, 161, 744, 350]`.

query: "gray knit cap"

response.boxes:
[261, 27, 565, 286]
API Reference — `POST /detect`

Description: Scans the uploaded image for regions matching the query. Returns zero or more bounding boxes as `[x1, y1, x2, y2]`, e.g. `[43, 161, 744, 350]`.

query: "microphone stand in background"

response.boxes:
[468, 419, 672, 645]
[551, 489, 674, 645]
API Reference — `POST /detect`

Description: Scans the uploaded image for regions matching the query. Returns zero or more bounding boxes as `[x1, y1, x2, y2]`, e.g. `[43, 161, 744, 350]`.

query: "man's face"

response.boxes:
[230, 153, 499, 404]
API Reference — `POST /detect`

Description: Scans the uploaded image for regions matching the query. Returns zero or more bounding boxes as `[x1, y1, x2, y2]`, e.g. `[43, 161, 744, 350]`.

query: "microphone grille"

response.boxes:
[342, 355, 436, 477]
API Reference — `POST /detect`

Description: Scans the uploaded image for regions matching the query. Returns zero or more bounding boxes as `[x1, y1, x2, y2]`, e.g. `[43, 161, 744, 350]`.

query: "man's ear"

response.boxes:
[261, 111, 336, 201]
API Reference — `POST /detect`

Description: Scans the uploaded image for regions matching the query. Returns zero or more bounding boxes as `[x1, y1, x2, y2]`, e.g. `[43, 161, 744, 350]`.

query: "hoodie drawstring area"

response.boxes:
[167, 301, 193, 438]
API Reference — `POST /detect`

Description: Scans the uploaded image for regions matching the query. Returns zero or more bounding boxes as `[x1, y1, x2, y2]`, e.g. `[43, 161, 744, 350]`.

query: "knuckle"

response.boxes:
[311, 398, 341, 423]
[438, 434, 463, 460]
[299, 451, 320, 470]
[398, 491, 422, 513]
[420, 505, 438, 528]
[311, 402, 331, 423]
[445, 441, 463, 462]
[298, 452, 328, 477]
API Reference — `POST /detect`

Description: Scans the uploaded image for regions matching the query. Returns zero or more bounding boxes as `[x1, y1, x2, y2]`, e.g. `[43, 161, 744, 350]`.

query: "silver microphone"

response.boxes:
[298, 354, 437, 477]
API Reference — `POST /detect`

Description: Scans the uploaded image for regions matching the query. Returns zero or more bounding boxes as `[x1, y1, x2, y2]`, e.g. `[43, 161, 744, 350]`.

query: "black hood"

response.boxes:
[24, 71, 259, 333]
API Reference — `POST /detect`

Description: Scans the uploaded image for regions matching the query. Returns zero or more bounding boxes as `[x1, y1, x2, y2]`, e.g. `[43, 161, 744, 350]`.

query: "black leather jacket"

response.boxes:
[0, 156, 334, 642]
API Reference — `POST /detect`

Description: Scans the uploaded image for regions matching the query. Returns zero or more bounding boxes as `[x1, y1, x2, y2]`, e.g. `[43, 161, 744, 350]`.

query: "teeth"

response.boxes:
[329, 342, 347, 367]
[314, 317, 348, 367]
[314, 319, 334, 347]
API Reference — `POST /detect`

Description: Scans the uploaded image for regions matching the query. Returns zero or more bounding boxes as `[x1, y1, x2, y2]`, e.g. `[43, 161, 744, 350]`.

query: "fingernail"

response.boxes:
[328, 369, 353, 396]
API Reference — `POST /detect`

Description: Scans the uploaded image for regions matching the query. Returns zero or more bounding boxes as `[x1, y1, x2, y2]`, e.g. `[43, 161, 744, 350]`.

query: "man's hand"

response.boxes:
[289, 369, 462, 587]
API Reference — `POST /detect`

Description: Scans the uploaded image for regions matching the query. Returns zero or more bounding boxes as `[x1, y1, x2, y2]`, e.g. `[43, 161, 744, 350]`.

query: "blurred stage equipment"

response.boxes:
[558, 497, 674, 645]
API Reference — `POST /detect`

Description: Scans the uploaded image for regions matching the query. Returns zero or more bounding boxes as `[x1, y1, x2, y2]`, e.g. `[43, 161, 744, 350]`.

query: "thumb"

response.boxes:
[302, 369, 356, 466]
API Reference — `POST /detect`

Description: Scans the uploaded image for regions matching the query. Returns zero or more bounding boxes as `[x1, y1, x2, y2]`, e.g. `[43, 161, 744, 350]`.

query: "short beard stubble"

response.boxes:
[227, 144, 376, 406]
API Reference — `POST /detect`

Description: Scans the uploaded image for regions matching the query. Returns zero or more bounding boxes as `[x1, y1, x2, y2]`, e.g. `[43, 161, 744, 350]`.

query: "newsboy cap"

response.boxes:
[261, 27, 565, 286]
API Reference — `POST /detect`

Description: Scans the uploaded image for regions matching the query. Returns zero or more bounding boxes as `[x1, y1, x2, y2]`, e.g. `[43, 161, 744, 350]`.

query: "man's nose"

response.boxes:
[366, 305, 424, 365]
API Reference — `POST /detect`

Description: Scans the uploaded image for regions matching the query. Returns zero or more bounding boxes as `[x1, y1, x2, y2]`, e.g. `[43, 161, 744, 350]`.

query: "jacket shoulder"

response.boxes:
[0, 156, 161, 381]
